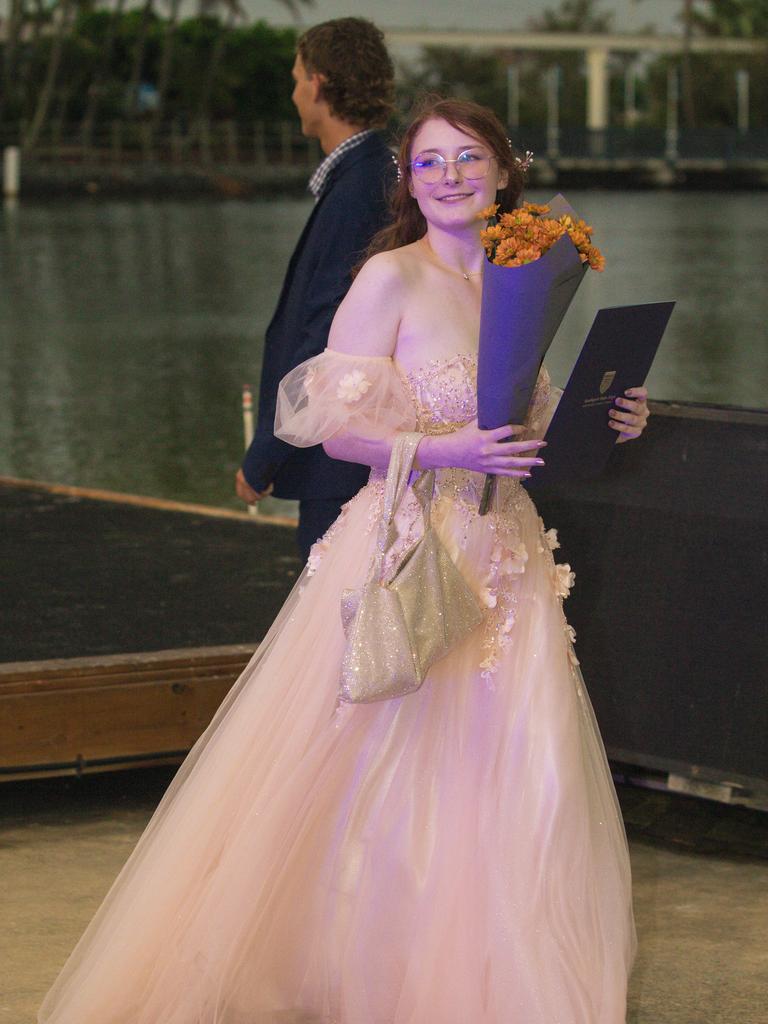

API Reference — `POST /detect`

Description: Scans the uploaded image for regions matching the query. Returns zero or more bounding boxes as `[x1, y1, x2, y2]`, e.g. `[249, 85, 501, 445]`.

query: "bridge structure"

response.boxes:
[384, 29, 768, 182]
[385, 29, 766, 134]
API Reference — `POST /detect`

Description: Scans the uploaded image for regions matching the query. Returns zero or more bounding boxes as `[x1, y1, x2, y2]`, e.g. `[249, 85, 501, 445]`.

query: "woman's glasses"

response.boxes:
[409, 148, 495, 184]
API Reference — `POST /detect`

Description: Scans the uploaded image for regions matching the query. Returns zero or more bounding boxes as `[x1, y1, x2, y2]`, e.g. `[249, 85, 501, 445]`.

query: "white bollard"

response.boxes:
[736, 69, 750, 135]
[3, 147, 20, 199]
[242, 384, 258, 516]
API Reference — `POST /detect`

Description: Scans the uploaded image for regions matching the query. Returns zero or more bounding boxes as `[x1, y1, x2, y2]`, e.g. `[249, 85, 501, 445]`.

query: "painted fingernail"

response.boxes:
[534, 458, 545, 465]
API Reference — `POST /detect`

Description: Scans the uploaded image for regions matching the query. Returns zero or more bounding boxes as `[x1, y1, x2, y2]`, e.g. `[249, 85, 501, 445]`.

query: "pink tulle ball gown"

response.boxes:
[39, 348, 636, 1024]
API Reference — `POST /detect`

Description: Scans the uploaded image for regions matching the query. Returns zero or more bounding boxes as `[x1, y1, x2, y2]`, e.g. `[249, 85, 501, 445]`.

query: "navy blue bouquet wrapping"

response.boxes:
[476, 195, 599, 514]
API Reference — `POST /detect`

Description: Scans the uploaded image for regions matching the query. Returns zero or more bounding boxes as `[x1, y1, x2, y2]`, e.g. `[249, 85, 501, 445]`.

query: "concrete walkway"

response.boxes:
[1, 770, 766, 1024]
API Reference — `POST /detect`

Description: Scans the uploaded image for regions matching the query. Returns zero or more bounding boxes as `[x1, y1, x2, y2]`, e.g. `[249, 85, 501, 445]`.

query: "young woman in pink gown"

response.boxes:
[39, 98, 649, 1024]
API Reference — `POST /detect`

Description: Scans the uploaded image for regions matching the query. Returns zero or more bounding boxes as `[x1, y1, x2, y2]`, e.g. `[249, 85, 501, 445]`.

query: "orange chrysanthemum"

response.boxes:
[479, 203, 500, 221]
[585, 245, 606, 272]
[480, 224, 505, 246]
[478, 203, 604, 271]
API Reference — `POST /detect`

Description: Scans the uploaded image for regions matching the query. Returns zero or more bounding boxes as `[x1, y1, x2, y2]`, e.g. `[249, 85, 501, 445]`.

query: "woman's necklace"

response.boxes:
[420, 237, 483, 281]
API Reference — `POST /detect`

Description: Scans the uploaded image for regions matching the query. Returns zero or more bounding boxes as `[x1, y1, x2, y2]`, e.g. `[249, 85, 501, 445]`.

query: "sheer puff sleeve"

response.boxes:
[275, 349, 417, 448]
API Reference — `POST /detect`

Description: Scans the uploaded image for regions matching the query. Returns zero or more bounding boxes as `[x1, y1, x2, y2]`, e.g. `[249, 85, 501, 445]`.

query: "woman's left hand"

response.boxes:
[609, 387, 650, 443]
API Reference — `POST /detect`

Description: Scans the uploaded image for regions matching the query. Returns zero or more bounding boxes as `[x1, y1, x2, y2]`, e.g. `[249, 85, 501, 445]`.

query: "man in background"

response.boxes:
[236, 17, 395, 561]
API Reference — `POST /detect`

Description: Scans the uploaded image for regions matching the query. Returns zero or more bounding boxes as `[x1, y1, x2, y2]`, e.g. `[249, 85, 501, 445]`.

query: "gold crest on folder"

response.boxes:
[599, 370, 616, 395]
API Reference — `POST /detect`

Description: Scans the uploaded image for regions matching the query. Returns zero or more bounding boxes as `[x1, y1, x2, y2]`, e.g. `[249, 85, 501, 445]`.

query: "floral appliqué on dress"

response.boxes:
[301, 501, 354, 589]
[336, 370, 372, 403]
[536, 519, 580, 668]
[478, 527, 528, 685]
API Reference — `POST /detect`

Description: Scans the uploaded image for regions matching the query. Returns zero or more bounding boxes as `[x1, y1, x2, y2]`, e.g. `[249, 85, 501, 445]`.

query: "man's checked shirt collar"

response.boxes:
[308, 129, 375, 201]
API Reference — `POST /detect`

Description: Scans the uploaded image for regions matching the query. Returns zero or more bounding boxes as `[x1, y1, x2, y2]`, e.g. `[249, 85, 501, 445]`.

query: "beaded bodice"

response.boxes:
[304, 350, 576, 686]
[397, 352, 551, 436]
[350, 352, 552, 516]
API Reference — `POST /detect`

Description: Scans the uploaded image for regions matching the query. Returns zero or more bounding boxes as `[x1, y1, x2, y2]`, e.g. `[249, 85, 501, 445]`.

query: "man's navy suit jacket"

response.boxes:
[242, 132, 394, 501]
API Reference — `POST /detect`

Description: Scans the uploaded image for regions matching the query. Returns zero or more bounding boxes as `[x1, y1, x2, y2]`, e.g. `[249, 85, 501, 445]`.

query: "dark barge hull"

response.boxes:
[2, 399, 767, 806]
[0, 482, 300, 780]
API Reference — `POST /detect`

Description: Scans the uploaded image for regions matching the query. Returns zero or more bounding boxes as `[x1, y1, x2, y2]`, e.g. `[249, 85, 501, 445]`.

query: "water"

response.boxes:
[1, 191, 767, 513]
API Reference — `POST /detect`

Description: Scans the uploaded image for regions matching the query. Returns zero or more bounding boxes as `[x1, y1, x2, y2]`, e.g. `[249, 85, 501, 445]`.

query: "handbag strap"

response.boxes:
[372, 431, 434, 583]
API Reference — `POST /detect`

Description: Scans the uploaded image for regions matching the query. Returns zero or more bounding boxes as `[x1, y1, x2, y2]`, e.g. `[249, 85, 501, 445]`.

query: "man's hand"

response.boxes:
[235, 468, 273, 505]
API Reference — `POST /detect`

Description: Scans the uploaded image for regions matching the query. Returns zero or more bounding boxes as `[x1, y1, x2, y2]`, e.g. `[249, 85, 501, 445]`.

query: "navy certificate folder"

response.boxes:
[527, 301, 675, 489]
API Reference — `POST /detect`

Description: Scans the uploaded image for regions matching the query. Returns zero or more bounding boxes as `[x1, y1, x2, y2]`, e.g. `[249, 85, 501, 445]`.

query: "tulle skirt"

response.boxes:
[38, 473, 635, 1024]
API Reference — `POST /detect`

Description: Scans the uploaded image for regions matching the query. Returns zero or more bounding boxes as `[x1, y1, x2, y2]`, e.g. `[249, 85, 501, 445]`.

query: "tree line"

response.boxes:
[1, 0, 766, 154]
[1, 6, 299, 150]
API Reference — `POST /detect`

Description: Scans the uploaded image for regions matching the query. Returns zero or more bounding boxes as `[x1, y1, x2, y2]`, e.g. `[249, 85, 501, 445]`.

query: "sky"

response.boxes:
[245, 0, 681, 36]
[0, 1, 681, 35]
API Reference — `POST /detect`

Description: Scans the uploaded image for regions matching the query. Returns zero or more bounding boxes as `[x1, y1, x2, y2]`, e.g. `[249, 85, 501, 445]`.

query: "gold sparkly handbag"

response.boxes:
[339, 431, 484, 704]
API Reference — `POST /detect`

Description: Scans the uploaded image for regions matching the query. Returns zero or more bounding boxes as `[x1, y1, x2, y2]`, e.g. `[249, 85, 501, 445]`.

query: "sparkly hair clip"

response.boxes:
[392, 152, 402, 184]
[515, 150, 534, 173]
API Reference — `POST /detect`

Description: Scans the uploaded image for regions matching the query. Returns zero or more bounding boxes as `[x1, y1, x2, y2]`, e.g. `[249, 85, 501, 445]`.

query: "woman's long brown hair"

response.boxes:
[358, 95, 526, 271]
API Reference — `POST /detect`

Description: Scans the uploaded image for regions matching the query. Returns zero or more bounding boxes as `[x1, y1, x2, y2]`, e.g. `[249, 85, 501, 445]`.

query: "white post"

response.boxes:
[506, 64, 519, 131]
[546, 66, 560, 159]
[624, 66, 637, 129]
[3, 147, 20, 198]
[242, 384, 258, 517]
[736, 69, 749, 134]
[586, 47, 609, 132]
[666, 67, 679, 162]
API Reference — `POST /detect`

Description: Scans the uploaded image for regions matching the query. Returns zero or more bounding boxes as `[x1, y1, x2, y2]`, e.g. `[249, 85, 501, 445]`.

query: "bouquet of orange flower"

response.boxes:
[476, 194, 604, 514]
[480, 201, 605, 271]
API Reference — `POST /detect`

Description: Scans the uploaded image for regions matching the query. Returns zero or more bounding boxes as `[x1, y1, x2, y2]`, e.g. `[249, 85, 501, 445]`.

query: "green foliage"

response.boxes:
[2, 12, 298, 129]
[398, 48, 508, 120]
[220, 22, 298, 121]
[636, 0, 768, 128]
[532, 0, 613, 32]
[2, 0, 766, 140]
[643, 51, 767, 129]
[692, 0, 768, 36]
[398, 48, 592, 131]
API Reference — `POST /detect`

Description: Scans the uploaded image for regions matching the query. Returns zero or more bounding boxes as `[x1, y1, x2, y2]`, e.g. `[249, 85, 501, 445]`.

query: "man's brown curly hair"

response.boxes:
[297, 18, 395, 129]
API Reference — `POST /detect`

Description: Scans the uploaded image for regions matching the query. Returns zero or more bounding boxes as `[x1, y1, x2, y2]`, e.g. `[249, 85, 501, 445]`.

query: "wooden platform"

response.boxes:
[0, 645, 255, 781]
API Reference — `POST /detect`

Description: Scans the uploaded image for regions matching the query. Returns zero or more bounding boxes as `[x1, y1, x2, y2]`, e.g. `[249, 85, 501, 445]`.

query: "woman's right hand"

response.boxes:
[417, 419, 546, 478]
